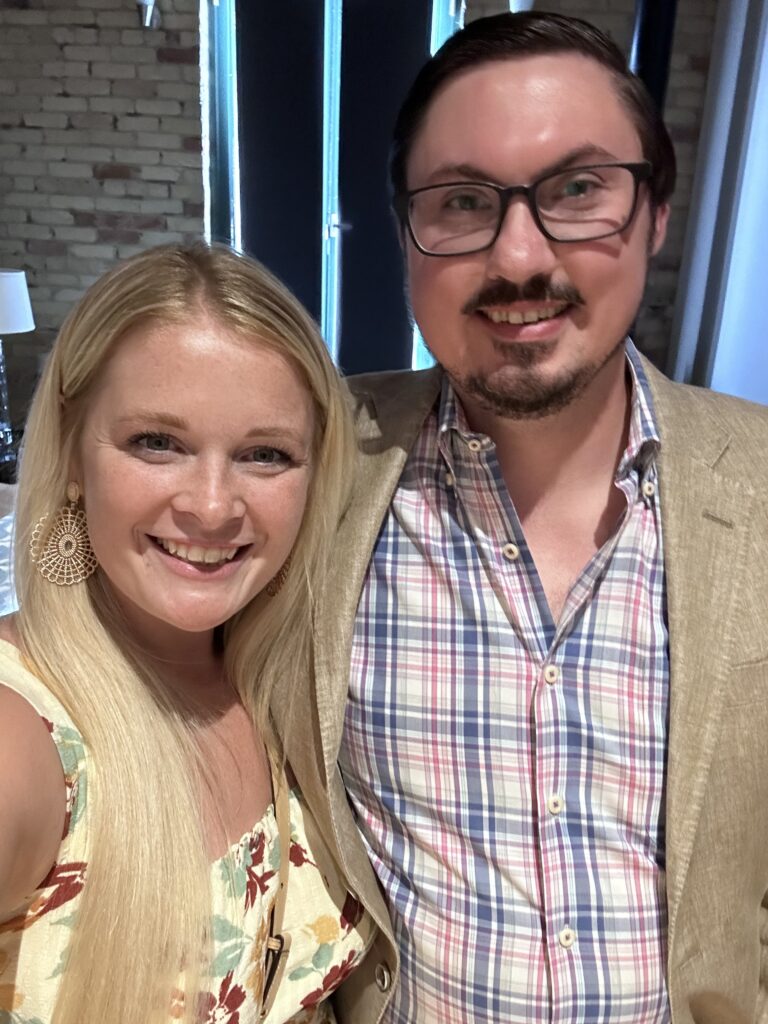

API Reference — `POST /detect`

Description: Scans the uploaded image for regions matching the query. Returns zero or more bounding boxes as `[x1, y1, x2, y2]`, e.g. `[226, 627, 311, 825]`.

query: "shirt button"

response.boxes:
[445, 472, 455, 487]
[467, 438, 482, 453]
[559, 926, 576, 948]
[502, 542, 520, 561]
[547, 794, 565, 816]
[543, 664, 559, 685]
[642, 480, 656, 498]
[374, 962, 392, 992]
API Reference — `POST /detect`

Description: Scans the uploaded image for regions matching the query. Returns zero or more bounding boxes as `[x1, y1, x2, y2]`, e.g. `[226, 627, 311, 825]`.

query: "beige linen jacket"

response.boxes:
[274, 357, 768, 1024]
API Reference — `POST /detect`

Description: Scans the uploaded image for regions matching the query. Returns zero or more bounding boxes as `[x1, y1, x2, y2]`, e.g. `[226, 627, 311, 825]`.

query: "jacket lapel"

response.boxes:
[648, 365, 756, 949]
[315, 368, 443, 771]
[286, 368, 442, 808]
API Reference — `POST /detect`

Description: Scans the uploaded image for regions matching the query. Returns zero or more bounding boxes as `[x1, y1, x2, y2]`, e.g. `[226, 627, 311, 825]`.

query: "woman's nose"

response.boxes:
[170, 460, 246, 530]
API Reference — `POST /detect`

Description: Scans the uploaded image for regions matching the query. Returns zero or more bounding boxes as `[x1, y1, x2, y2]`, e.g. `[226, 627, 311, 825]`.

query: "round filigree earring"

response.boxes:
[30, 482, 98, 586]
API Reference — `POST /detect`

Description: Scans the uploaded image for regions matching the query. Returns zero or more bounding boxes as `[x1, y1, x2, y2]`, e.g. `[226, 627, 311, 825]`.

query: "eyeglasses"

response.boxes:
[394, 161, 652, 256]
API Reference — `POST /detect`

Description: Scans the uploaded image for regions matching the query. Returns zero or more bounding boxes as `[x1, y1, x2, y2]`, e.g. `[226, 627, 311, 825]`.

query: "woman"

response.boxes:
[0, 243, 374, 1023]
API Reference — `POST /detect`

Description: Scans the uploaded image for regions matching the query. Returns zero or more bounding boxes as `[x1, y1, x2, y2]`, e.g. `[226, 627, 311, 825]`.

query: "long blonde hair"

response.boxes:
[14, 243, 356, 1024]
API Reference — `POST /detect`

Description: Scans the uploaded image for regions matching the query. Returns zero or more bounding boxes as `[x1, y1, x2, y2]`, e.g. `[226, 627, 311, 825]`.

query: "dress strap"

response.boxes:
[260, 767, 292, 1019]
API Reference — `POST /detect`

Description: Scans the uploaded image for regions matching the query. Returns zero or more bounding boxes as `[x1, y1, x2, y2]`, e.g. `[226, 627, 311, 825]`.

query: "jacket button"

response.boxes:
[374, 962, 392, 992]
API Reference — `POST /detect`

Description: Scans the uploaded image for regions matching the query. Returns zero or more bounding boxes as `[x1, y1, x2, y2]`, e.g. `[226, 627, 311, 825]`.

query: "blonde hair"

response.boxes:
[14, 243, 356, 1024]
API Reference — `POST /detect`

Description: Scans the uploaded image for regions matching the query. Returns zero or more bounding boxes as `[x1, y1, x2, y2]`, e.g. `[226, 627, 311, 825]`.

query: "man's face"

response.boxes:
[404, 53, 669, 421]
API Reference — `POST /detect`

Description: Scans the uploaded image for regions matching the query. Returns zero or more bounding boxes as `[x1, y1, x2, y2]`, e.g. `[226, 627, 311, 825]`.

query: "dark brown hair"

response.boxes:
[390, 11, 676, 210]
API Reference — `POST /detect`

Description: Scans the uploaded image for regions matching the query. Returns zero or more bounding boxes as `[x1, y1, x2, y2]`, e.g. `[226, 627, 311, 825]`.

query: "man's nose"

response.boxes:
[172, 459, 246, 530]
[484, 196, 559, 282]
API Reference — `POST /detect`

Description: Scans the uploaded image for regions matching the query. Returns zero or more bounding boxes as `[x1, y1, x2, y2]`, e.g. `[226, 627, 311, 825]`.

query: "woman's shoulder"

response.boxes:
[0, 679, 68, 920]
[0, 616, 79, 730]
[0, 614, 85, 921]
[0, 612, 18, 648]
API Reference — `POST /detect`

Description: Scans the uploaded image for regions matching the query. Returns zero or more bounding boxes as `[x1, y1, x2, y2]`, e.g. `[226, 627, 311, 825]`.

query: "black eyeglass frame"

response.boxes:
[393, 161, 653, 256]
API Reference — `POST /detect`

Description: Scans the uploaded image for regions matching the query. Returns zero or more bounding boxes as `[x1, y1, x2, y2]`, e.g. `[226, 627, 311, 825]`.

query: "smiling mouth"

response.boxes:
[151, 537, 244, 566]
[480, 303, 570, 325]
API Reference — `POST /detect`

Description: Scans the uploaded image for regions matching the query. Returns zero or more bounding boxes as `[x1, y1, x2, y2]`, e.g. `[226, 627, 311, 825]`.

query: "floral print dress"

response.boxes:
[0, 641, 374, 1024]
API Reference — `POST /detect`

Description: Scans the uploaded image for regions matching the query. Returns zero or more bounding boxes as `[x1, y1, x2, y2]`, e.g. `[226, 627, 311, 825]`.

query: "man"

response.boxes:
[278, 12, 768, 1023]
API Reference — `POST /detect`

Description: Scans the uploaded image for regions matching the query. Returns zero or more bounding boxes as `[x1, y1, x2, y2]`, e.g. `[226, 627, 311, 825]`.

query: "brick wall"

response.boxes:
[0, 1, 718, 419]
[0, 0, 204, 424]
[464, 0, 719, 368]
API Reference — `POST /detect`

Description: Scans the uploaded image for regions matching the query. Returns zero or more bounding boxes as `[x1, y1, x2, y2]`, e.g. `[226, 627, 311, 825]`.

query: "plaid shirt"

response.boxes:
[341, 343, 670, 1023]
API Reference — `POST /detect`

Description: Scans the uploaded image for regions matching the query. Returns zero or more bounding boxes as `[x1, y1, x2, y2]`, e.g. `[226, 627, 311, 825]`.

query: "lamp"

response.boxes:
[0, 270, 35, 478]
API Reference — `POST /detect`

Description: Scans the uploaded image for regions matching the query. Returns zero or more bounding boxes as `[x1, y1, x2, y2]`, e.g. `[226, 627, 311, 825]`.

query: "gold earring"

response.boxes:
[265, 554, 292, 598]
[30, 481, 98, 586]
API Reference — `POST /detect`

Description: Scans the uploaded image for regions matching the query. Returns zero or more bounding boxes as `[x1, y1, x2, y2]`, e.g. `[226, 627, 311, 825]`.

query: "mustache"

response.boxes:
[462, 275, 585, 315]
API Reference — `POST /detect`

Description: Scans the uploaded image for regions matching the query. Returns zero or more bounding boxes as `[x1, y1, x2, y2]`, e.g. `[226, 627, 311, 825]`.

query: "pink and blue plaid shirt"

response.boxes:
[341, 344, 670, 1023]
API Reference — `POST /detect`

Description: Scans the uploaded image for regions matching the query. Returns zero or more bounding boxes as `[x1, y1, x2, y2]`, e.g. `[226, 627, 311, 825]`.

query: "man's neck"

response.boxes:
[456, 347, 631, 517]
[455, 348, 632, 621]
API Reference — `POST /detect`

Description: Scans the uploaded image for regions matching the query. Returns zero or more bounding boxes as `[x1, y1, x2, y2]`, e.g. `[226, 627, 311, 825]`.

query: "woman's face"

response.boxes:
[73, 315, 315, 655]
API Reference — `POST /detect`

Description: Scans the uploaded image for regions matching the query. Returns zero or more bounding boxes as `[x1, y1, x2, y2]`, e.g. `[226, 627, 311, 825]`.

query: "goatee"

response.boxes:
[447, 335, 626, 421]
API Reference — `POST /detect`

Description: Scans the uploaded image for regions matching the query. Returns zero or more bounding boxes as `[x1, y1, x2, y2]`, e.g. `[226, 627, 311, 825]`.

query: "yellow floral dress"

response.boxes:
[0, 641, 374, 1024]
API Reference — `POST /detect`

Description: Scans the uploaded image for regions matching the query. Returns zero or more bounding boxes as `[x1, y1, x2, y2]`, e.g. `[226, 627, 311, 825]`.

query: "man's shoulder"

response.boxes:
[345, 366, 441, 405]
[655, 372, 768, 424]
[644, 359, 768, 477]
[343, 366, 443, 443]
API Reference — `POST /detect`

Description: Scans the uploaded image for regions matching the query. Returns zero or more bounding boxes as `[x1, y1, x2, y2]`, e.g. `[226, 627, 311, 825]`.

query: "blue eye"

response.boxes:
[249, 446, 289, 466]
[134, 433, 172, 452]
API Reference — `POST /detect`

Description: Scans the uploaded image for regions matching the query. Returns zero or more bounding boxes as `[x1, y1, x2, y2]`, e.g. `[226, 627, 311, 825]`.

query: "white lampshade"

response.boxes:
[0, 270, 35, 335]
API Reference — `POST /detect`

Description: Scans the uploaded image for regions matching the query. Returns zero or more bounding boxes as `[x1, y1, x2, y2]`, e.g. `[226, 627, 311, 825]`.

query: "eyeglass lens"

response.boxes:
[408, 165, 640, 254]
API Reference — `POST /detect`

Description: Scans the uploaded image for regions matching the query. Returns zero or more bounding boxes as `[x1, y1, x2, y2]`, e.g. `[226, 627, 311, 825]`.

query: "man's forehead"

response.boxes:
[424, 52, 627, 126]
[407, 53, 641, 182]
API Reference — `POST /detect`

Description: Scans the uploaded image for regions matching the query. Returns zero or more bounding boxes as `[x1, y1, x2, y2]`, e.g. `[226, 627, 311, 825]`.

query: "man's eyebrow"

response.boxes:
[421, 145, 626, 187]
[422, 162, 499, 185]
[536, 145, 625, 178]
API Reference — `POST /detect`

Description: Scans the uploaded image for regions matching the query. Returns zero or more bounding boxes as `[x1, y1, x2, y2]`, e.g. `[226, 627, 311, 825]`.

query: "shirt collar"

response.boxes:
[621, 339, 661, 479]
[436, 338, 662, 476]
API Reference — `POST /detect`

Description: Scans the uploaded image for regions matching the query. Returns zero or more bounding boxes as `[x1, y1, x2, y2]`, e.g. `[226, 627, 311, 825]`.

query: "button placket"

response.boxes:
[534, 652, 576, 987]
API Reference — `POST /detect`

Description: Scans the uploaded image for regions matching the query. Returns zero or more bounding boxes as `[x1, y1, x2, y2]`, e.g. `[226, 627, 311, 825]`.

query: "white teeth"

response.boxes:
[485, 304, 567, 325]
[156, 538, 238, 564]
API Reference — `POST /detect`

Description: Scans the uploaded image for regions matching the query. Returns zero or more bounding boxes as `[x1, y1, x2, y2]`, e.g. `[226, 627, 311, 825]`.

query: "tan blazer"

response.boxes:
[275, 357, 768, 1024]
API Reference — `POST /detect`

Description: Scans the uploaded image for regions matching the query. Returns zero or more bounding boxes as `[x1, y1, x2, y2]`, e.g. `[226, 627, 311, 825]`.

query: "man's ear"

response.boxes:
[649, 201, 670, 256]
[395, 219, 407, 255]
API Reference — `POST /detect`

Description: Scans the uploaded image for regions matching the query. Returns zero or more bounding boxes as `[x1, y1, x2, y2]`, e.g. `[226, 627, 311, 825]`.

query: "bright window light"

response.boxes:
[200, 0, 241, 249]
[412, 0, 467, 370]
[321, 0, 344, 361]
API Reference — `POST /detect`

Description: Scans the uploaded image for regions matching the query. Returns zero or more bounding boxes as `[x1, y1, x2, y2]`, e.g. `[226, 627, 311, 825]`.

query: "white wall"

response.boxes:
[709, 0, 768, 403]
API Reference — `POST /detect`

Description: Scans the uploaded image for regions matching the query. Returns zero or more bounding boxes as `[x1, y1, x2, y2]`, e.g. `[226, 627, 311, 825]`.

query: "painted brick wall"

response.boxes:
[464, 0, 719, 368]
[0, 0, 204, 424]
